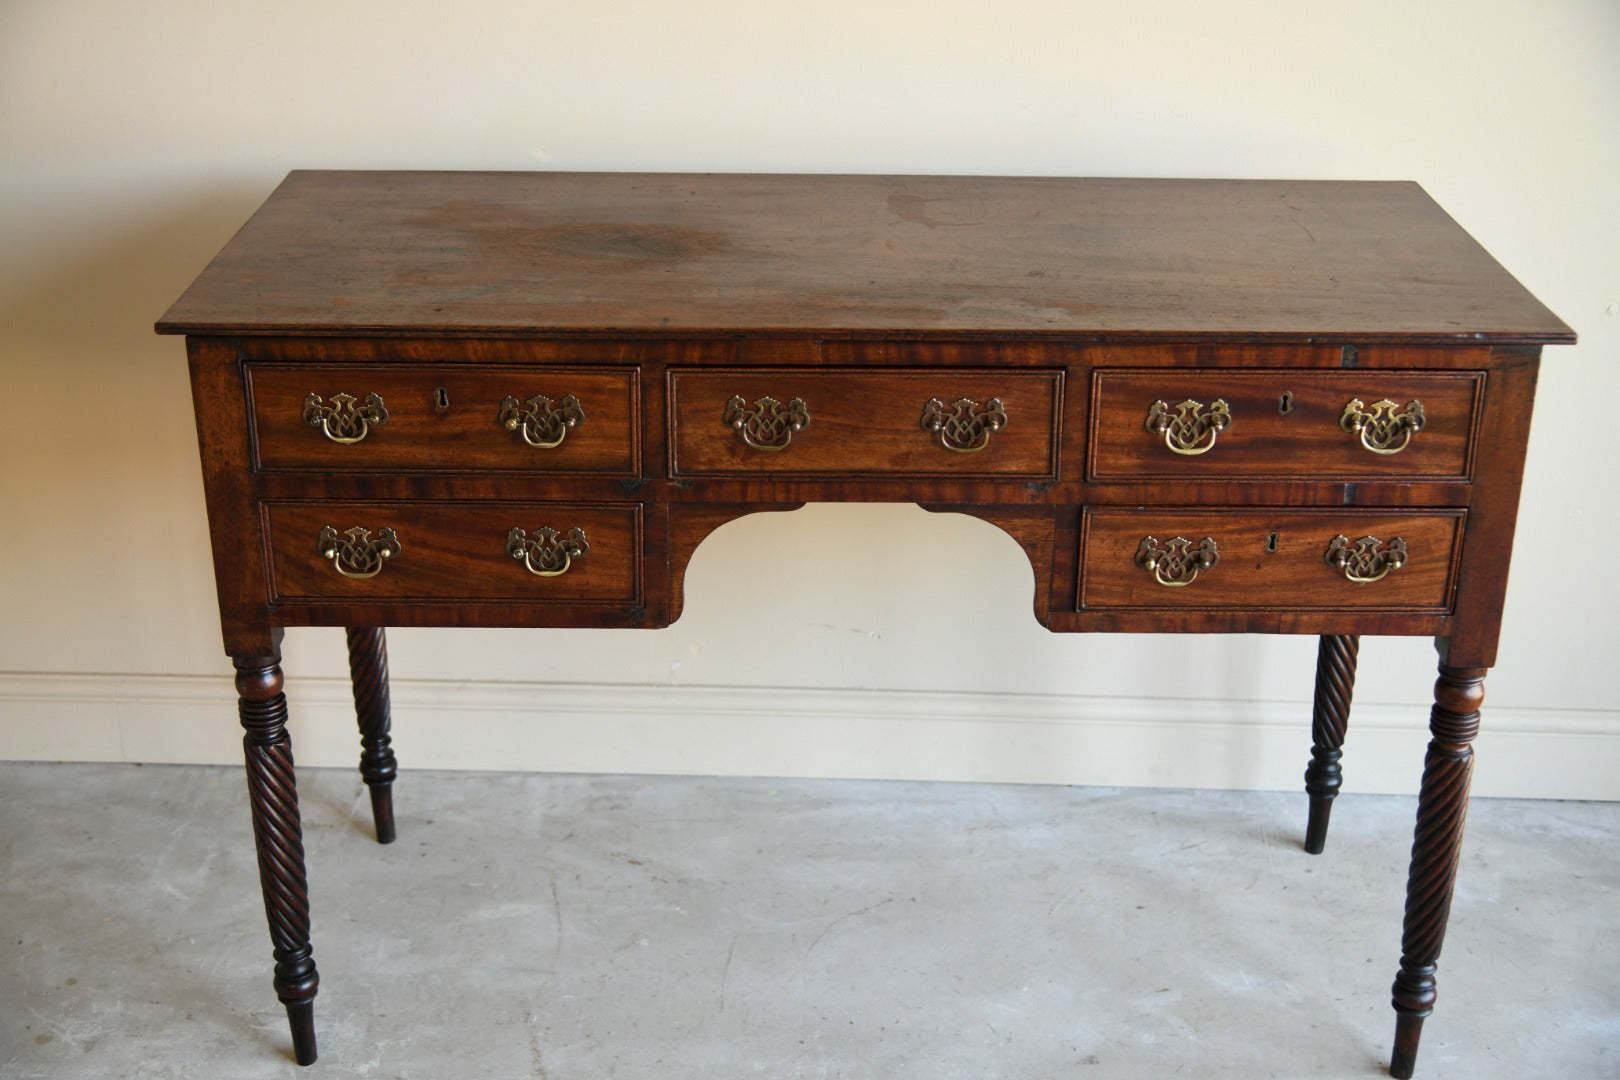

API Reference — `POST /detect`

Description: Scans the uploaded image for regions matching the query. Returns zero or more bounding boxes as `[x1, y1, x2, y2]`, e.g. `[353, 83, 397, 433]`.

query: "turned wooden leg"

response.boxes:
[235, 646, 320, 1066]
[345, 626, 398, 844]
[1304, 633, 1359, 854]
[1388, 664, 1484, 1079]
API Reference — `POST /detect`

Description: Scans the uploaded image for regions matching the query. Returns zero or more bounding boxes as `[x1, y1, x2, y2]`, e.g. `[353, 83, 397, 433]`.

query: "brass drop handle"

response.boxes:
[507, 526, 589, 577]
[1340, 398, 1425, 455]
[304, 392, 388, 444]
[1136, 535, 1220, 587]
[317, 525, 400, 579]
[499, 393, 585, 448]
[1145, 398, 1231, 455]
[921, 397, 1008, 453]
[1325, 535, 1407, 584]
[724, 395, 810, 451]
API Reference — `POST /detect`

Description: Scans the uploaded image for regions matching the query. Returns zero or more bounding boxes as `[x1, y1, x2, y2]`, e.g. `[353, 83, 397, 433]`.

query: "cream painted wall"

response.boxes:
[2, 1, 1616, 797]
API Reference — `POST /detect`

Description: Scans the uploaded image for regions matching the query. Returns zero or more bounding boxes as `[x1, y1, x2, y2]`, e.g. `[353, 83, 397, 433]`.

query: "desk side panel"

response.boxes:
[1439, 346, 1541, 668]
[187, 337, 277, 655]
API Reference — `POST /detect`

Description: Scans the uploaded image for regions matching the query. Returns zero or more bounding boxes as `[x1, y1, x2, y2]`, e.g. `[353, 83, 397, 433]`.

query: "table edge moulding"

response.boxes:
[157, 170, 1574, 1078]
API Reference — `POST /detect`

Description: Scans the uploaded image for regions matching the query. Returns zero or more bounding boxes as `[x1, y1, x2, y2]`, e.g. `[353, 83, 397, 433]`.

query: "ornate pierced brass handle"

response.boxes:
[921, 397, 1008, 453]
[507, 526, 589, 577]
[304, 392, 388, 444]
[1325, 534, 1407, 584]
[317, 525, 400, 579]
[1340, 398, 1425, 455]
[499, 393, 585, 448]
[1135, 535, 1220, 588]
[1145, 398, 1231, 455]
[724, 395, 810, 451]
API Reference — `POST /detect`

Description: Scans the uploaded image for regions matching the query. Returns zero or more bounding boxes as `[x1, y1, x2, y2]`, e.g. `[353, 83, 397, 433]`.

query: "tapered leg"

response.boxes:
[1304, 634, 1359, 854]
[345, 626, 398, 844]
[235, 646, 320, 1065]
[1388, 664, 1484, 1080]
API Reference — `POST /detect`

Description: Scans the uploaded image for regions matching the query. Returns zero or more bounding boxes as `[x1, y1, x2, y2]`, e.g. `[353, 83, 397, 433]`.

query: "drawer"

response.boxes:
[1088, 370, 1481, 480]
[1078, 508, 1463, 610]
[265, 501, 641, 603]
[248, 364, 639, 475]
[670, 368, 1061, 477]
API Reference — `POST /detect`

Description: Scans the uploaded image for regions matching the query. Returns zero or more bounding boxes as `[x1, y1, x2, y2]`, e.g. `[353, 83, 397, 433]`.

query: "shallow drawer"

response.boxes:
[249, 364, 639, 475]
[265, 501, 641, 603]
[1078, 508, 1463, 610]
[670, 368, 1061, 477]
[1089, 370, 1481, 480]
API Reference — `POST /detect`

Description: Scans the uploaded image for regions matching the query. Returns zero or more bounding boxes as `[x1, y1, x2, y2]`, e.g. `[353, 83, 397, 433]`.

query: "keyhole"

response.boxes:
[1278, 391, 1294, 415]
[435, 387, 450, 410]
[1266, 531, 1279, 553]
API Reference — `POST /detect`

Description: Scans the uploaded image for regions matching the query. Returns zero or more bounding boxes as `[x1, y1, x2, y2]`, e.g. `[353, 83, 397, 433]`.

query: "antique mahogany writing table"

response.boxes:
[158, 171, 1572, 1077]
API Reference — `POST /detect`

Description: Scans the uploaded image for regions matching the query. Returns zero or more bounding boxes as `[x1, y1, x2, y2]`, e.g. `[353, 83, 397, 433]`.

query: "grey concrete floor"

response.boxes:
[1, 763, 1616, 1079]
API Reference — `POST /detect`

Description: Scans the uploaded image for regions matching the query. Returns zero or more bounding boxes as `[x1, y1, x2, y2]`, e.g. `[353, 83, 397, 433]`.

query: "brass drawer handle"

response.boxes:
[921, 397, 1008, 454]
[724, 395, 810, 451]
[507, 526, 589, 577]
[303, 392, 388, 444]
[317, 525, 400, 579]
[1136, 535, 1220, 587]
[499, 393, 585, 448]
[1145, 398, 1230, 455]
[1325, 534, 1407, 584]
[1340, 398, 1425, 455]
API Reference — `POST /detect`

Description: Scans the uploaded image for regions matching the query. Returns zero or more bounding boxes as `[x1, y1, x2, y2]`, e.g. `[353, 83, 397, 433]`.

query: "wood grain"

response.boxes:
[157, 172, 1574, 344]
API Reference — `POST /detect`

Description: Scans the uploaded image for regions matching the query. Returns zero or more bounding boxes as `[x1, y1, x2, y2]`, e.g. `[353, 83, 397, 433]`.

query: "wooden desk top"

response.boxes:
[157, 171, 1572, 345]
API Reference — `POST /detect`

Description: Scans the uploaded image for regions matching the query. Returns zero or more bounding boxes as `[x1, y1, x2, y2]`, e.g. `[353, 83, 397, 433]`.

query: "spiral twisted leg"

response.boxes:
[235, 650, 319, 1065]
[1388, 664, 1484, 1080]
[1304, 634, 1359, 854]
[345, 626, 398, 844]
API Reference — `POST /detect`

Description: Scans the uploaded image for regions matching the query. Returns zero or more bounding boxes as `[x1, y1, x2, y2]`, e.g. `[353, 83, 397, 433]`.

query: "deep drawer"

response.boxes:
[1078, 508, 1464, 611]
[249, 364, 639, 475]
[1088, 370, 1481, 481]
[669, 368, 1061, 477]
[264, 501, 641, 603]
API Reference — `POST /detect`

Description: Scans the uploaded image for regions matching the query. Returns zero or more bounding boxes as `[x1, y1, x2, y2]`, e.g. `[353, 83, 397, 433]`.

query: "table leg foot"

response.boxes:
[346, 626, 398, 844]
[367, 784, 396, 846]
[285, 997, 318, 1066]
[1386, 662, 1483, 1079]
[1304, 634, 1358, 854]
[236, 646, 320, 1066]
[1389, 968, 1432, 1079]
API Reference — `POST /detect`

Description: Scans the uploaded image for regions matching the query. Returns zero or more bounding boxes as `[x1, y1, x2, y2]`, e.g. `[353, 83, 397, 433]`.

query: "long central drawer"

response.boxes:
[669, 367, 1062, 478]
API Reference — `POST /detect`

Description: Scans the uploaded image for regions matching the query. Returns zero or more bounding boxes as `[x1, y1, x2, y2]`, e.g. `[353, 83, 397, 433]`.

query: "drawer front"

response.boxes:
[1079, 508, 1463, 610]
[249, 364, 639, 475]
[1089, 370, 1481, 480]
[265, 501, 641, 603]
[670, 368, 1061, 477]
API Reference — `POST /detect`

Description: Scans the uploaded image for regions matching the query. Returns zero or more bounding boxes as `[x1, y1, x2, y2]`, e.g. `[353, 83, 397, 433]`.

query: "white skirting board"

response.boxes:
[0, 671, 1615, 800]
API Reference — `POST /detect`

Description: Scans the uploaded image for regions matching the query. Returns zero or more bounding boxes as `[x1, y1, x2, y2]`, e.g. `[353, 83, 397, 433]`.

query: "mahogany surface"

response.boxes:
[160, 171, 1571, 1075]
[157, 172, 1573, 343]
